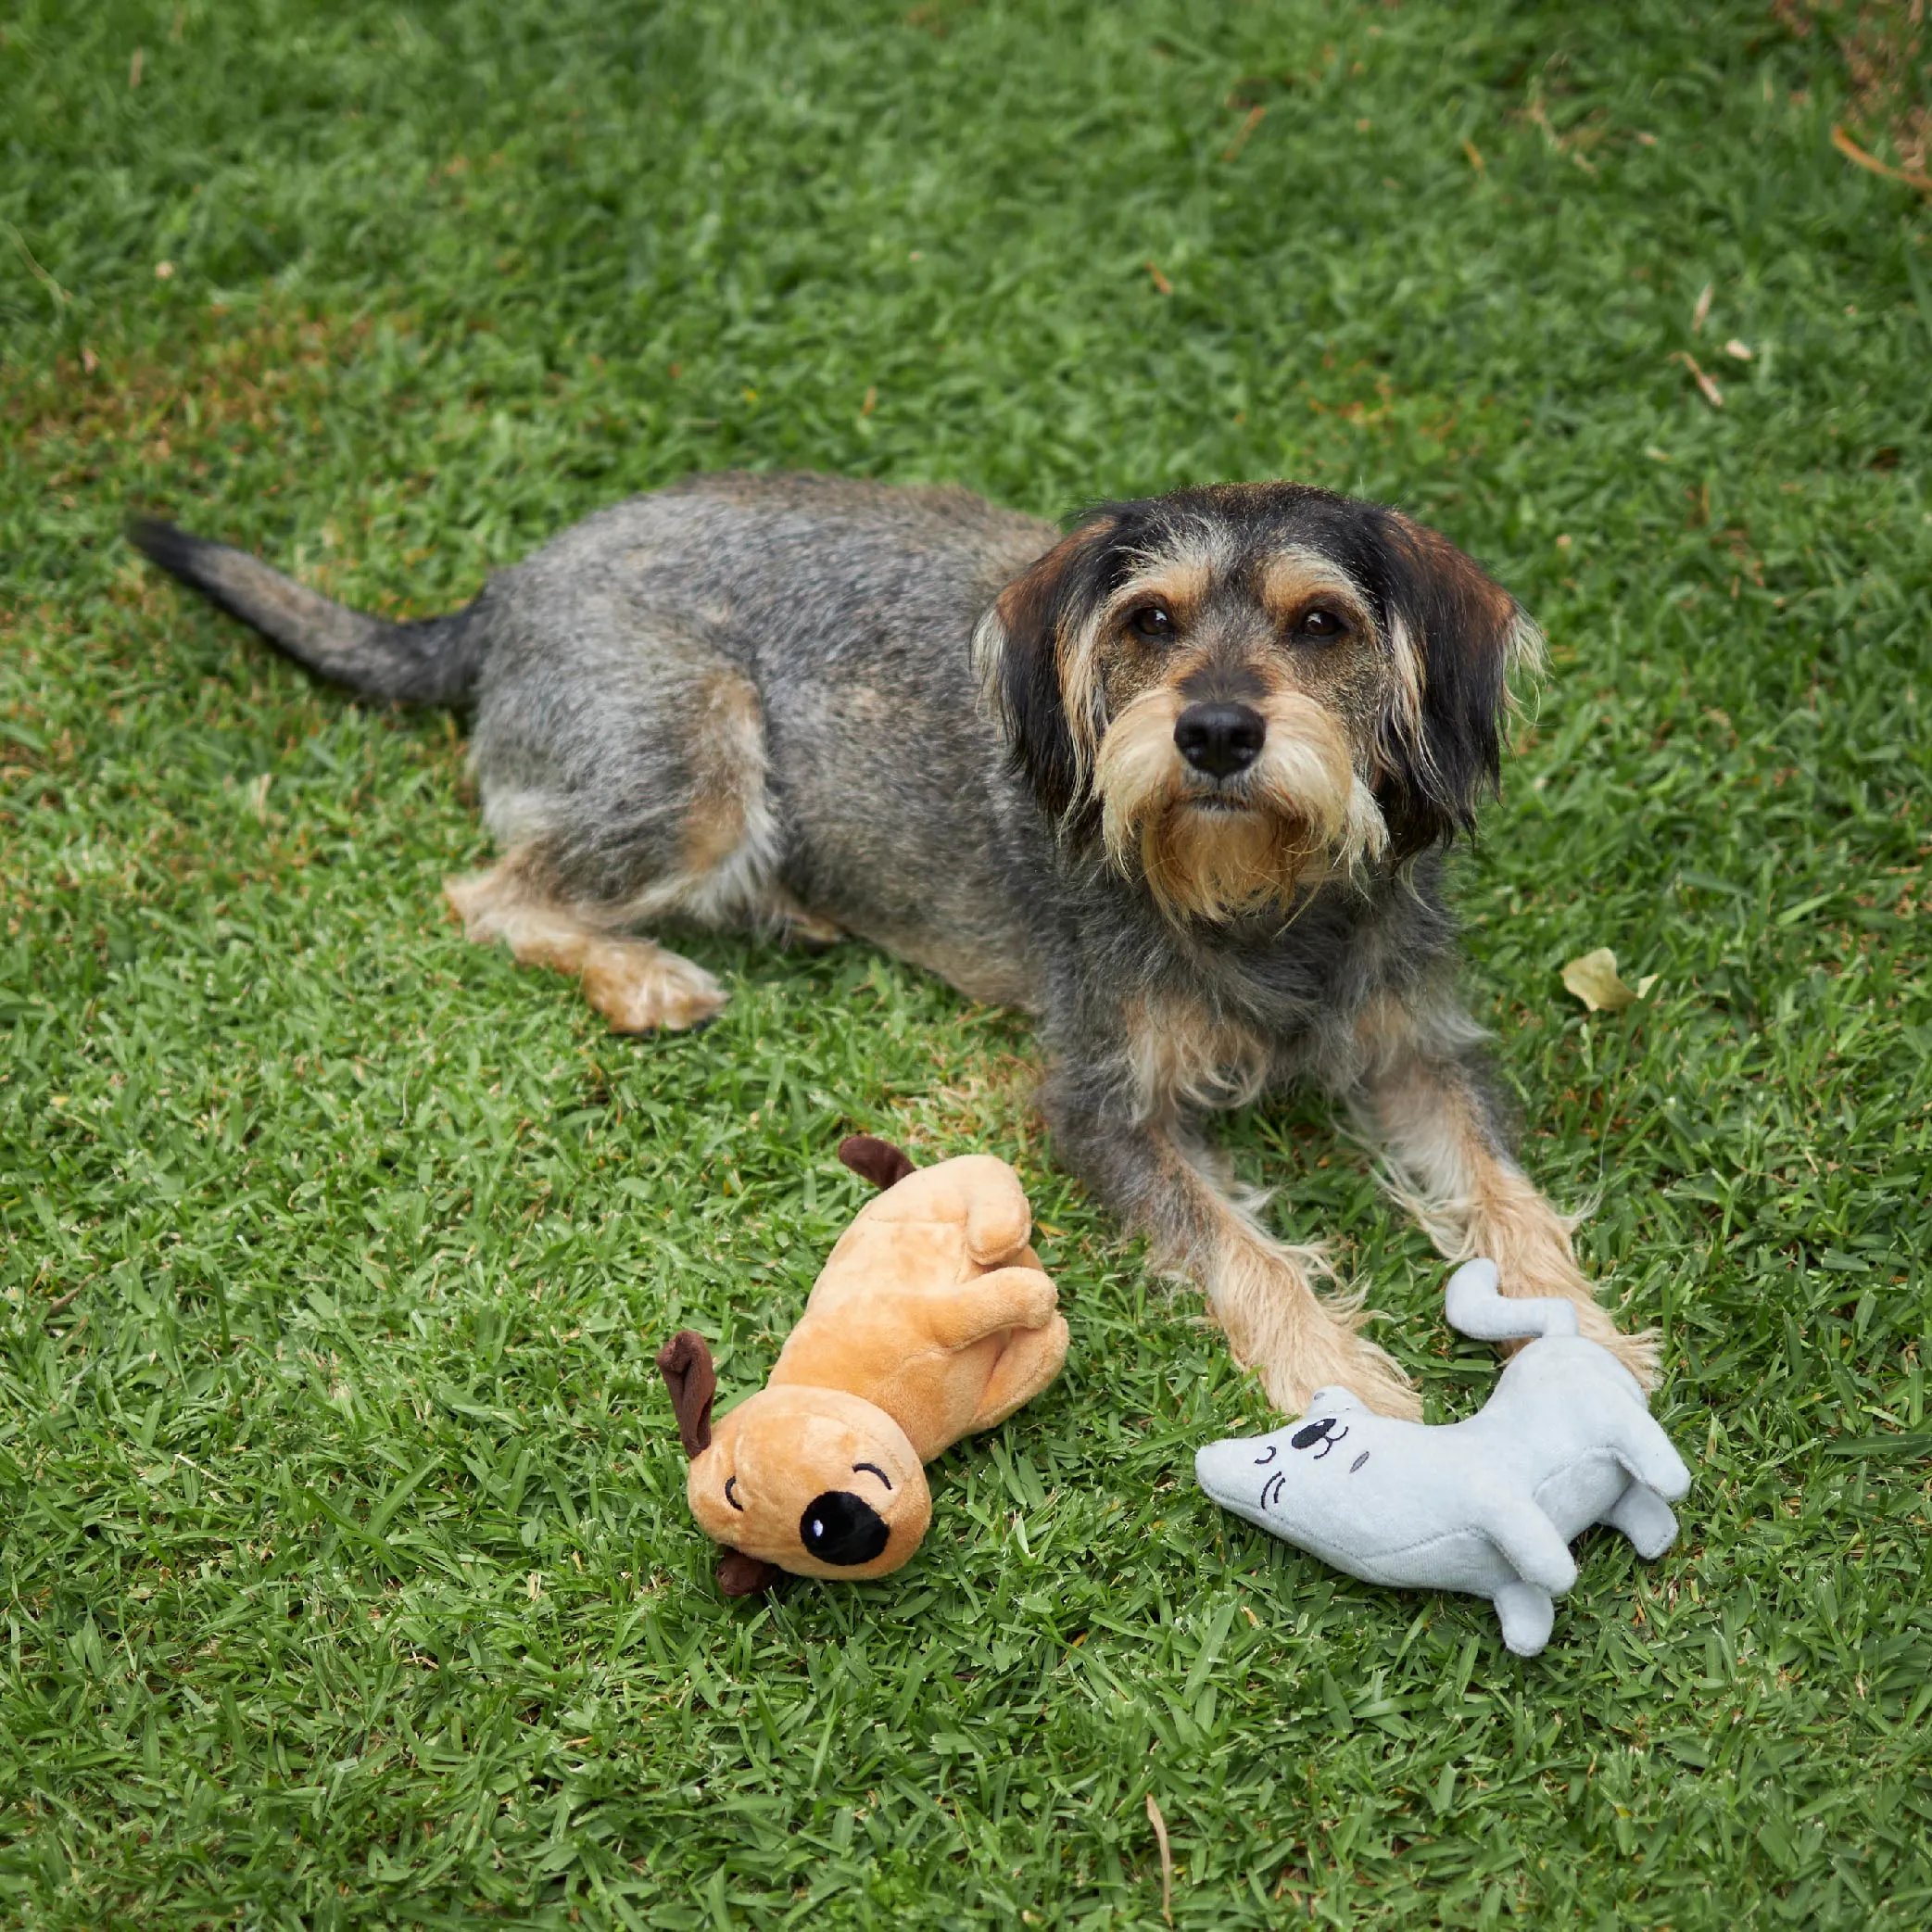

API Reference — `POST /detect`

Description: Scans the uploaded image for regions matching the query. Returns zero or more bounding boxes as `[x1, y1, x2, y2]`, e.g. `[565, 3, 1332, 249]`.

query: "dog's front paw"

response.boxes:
[1256, 1323, 1421, 1422]
[1488, 1239, 1658, 1394]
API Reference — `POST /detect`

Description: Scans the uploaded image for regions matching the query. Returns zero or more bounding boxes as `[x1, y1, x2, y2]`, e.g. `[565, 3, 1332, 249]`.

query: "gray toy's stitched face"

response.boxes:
[1288, 1415, 1365, 1464]
[1194, 1389, 1393, 1554]
[1245, 1413, 1373, 1507]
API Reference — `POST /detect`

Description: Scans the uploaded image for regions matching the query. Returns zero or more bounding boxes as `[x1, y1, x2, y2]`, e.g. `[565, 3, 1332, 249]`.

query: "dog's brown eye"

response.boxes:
[1296, 609, 1346, 641]
[1128, 605, 1175, 641]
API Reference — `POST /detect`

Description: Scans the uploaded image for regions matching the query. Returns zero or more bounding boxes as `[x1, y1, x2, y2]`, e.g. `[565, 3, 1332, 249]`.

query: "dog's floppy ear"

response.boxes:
[978, 517, 1118, 821]
[838, 1133, 916, 1191]
[656, 1330, 716, 1458]
[1373, 513, 1540, 860]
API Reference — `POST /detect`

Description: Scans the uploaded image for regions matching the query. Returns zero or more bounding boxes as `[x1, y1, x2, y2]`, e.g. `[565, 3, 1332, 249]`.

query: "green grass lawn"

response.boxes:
[3, 1, 1929, 1924]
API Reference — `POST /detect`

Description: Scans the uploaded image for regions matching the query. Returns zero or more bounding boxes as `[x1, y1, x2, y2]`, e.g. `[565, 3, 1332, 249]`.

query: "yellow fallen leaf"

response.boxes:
[1562, 948, 1640, 1012]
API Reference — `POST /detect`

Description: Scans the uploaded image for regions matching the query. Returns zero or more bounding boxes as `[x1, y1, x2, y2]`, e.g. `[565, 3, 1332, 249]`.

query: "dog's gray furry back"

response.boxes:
[126, 515, 486, 704]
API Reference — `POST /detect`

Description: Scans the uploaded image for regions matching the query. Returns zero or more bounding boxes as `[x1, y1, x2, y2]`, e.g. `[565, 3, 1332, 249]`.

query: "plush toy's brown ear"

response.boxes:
[838, 1134, 916, 1191]
[656, 1330, 716, 1458]
[716, 1551, 787, 1597]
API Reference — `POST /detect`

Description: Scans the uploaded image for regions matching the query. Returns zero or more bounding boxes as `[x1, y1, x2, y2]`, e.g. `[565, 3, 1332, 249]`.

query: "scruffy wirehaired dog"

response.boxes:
[131, 474, 1653, 1418]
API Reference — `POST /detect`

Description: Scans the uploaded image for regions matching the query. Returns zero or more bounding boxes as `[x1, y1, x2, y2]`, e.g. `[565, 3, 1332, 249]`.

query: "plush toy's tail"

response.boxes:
[838, 1134, 915, 1190]
[1442, 1259, 1581, 1342]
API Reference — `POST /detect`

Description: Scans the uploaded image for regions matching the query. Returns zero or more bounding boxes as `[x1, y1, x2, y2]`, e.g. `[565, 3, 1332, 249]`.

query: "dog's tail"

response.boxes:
[126, 515, 487, 705]
[1443, 1257, 1581, 1342]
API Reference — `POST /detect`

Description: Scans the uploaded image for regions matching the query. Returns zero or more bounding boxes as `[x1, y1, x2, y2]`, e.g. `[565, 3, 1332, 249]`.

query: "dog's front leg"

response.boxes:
[1041, 1059, 1420, 1420]
[1346, 996, 1657, 1389]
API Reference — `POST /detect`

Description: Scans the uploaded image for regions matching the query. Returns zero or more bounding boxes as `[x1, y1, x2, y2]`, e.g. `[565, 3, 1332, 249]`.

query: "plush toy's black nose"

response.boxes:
[799, 1489, 890, 1565]
[1174, 702, 1265, 779]
[1291, 1417, 1339, 1450]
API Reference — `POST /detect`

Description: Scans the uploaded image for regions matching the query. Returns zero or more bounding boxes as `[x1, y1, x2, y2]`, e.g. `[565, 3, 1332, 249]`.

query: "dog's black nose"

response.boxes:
[1174, 702, 1265, 779]
[799, 1489, 890, 1565]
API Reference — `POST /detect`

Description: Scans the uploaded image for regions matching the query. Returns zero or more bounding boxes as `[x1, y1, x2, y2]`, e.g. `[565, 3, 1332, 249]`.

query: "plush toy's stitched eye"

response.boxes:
[1253, 1445, 1278, 1465]
[1127, 604, 1176, 641]
[852, 1460, 893, 1491]
[724, 1475, 745, 1512]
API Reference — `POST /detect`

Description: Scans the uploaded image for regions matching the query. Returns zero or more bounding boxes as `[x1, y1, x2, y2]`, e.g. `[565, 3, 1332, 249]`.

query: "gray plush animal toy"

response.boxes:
[1194, 1259, 1689, 1657]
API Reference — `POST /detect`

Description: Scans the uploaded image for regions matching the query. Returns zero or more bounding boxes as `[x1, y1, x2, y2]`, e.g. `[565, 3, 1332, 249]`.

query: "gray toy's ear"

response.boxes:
[1306, 1386, 1370, 1418]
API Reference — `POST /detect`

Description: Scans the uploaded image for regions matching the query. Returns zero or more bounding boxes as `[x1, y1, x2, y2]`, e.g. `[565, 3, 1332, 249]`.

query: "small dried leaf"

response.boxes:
[1562, 948, 1639, 1012]
[1830, 124, 1932, 196]
[1635, 973, 1661, 1000]
[1673, 350, 1724, 409]
[1220, 104, 1266, 163]
[1145, 1794, 1175, 1925]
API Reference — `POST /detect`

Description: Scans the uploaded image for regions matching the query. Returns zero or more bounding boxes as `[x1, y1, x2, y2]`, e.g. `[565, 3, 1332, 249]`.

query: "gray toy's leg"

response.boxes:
[1492, 1582, 1556, 1658]
[1480, 1493, 1581, 1596]
[1344, 1007, 1656, 1387]
[1602, 1482, 1679, 1559]
[1609, 1411, 1693, 1504]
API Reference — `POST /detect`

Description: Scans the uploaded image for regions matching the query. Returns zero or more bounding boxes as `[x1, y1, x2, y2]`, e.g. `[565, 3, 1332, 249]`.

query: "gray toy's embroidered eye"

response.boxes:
[1349, 1451, 1370, 1473]
[1254, 1446, 1279, 1465]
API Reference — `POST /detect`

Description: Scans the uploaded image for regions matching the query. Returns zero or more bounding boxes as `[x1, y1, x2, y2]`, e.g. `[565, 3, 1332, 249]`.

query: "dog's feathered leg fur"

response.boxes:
[1344, 992, 1658, 1389]
[1042, 1054, 1420, 1420]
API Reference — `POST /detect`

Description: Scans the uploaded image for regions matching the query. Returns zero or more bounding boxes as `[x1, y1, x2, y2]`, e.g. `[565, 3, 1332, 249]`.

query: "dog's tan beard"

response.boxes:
[1093, 688, 1389, 923]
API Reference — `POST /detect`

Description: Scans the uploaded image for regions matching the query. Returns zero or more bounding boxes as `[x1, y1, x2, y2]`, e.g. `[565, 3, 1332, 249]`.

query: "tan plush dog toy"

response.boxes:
[657, 1135, 1068, 1595]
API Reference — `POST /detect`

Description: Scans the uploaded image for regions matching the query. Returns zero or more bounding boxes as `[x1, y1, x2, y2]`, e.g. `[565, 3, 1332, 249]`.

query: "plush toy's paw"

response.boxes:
[952, 1157, 1034, 1265]
[1492, 1582, 1556, 1658]
[1602, 1484, 1680, 1560]
[969, 1311, 1069, 1431]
